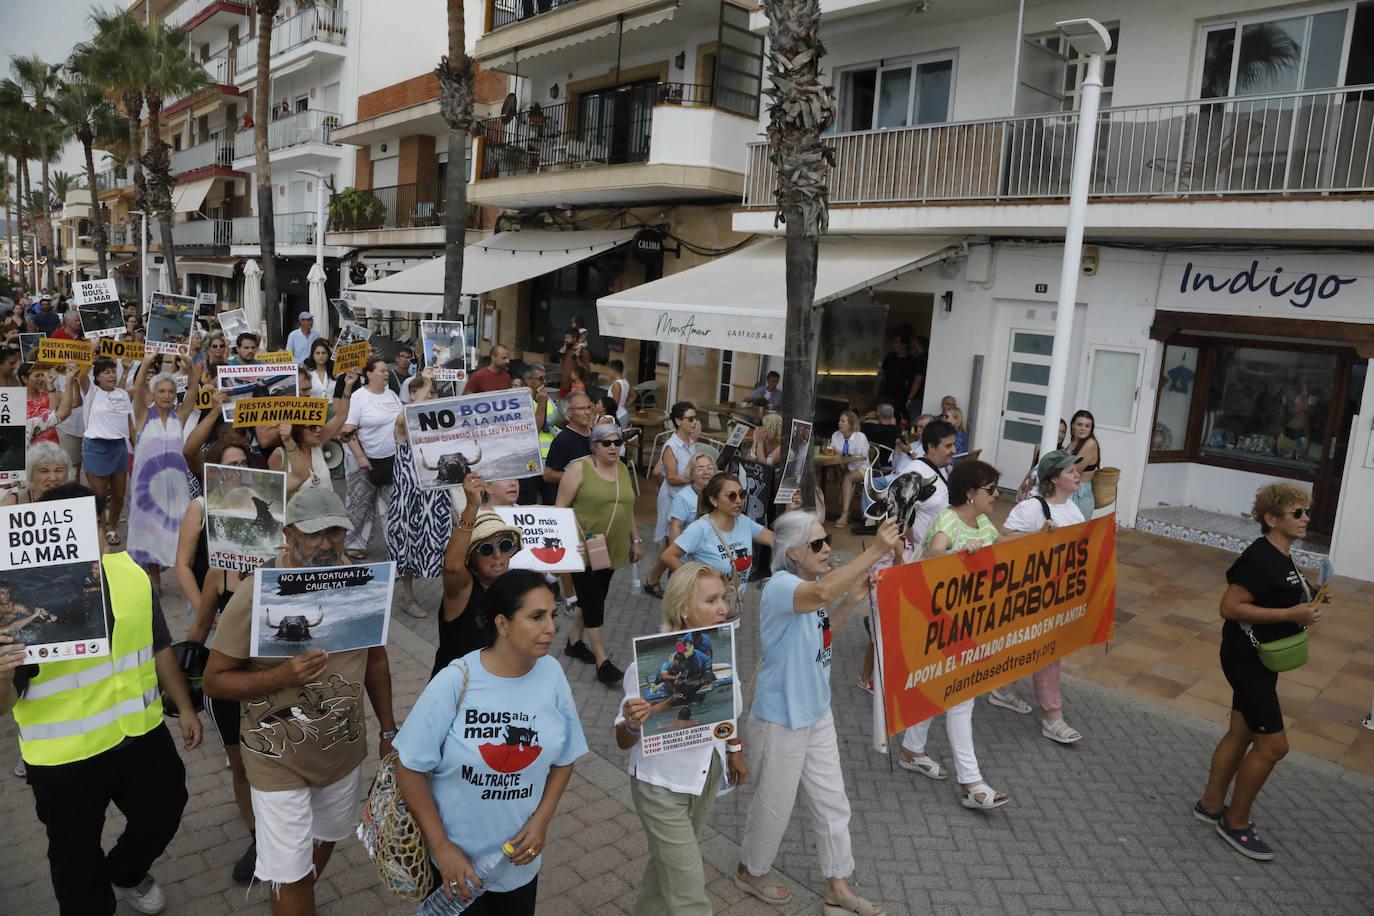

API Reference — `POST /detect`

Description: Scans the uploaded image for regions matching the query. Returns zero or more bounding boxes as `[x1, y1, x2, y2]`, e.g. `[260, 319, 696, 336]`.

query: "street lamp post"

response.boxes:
[1039, 18, 1112, 460]
[128, 209, 148, 314]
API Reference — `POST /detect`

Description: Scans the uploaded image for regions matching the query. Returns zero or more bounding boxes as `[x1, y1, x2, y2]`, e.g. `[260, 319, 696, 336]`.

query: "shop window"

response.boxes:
[1152, 344, 1197, 453]
[1086, 345, 1143, 431]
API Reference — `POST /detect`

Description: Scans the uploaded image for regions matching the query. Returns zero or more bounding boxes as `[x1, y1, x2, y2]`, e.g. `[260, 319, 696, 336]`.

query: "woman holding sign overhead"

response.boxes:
[58, 357, 134, 545]
[385, 369, 452, 618]
[340, 357, 403, 560]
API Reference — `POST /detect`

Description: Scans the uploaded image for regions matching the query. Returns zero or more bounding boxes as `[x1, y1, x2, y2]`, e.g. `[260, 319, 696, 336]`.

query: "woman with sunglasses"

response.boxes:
[1195, 483, 1322, 862]
[616, 563, 745, 916]
[644, 454, 713, 598]
[660, 473, 776, 592]
[646, 402, 700, 598]
[736, 511, 900, 914]
[557, 422, 642, 686]
[435, 489, 525, 678]
[899, 459, 1009, 811]
[269, 367, 357, 497]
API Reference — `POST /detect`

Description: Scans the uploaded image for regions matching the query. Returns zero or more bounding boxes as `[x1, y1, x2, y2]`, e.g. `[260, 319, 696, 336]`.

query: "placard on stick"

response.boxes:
[98, 337, 145, 362]
[146, 291, 196, 356]
[233, 396, 328, 428]
[217, 308, 251, 342]
[204, 463, 286, 572]
[216, 364, 298, 422]
[330, 297, 357, 326]
[18, 333, 42, 365]
[494, 506, 585, 573]
[404, 389, 542, 490]
[420, 320, 466, 381]
[36, 338, 94, 369]
[251, 562, 394, 657]
[333, 341, 368, 375]
[197, 292, 218, 316]
[0, 388, 23, 483]
[774, 419, 813, 504]
[632, 625, 738, 756]
[78, 300, 123, 340]
[72, 278, 118, 309]
[1, 496, 110, 662]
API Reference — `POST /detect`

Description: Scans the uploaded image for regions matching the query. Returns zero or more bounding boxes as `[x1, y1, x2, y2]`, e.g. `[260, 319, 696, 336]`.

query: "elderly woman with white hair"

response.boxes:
[735, 510, 901, 916]
[127, 352, 199, 589]
[0, 440, 73, 505]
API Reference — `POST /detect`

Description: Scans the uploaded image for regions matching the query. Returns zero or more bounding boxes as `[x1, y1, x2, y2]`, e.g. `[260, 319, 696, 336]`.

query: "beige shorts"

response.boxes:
[249, 764, 363, 885]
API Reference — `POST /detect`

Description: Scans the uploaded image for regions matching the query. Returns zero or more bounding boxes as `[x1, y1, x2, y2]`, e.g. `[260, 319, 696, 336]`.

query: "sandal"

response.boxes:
[832, 518, 848, 529]
[898, 752, 948, 780]
[959, 782, 1010, 810]
[1041, 718, 1082, 744]
[987, 689, 1033, 715]
[734, 866, 791, 906]
[643, 582, 664, 599]
[824, 895, 884, 915]
[401, 600, 429, 619]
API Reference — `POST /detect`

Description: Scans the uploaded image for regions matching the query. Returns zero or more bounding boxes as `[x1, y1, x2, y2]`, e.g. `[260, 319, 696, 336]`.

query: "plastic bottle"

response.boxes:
[629, 559, 643, 595]
[417, 843, 517, 915]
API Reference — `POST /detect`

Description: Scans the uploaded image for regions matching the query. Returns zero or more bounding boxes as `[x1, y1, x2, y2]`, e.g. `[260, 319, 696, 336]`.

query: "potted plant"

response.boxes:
[328, 187, 387, 231]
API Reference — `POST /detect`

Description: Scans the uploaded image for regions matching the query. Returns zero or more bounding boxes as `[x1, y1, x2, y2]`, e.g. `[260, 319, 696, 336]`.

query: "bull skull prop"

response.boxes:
[862, 467, 938, 535]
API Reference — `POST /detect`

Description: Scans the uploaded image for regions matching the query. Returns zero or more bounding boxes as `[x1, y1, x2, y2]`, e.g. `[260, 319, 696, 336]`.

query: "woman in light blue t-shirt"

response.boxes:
[735, 511, 901, 915]
[667, 453, 716, 542]
[394, 570, 588, 913]
[662, 473, 777, 589]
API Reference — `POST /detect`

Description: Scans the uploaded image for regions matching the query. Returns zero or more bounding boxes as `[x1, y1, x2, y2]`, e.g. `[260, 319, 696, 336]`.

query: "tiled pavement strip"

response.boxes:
[3, 488, 1373, 914]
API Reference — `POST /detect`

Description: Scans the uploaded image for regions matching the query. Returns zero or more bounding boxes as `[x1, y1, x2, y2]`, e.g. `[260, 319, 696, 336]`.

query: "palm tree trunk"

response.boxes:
[39, 137, 55, 292]
[124, 93, 145, 306]
[19, 152, 33, 293]
[145, 101, 177, 289]
[255, 2, 281, 347]
[4, 156, 13, 284]
[81, 134, 108, 278]
[438, 0, 474, 324]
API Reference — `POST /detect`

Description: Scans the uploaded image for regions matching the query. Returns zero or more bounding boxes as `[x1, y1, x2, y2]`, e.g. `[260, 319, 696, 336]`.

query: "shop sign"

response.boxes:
[1176, 259, 1357, 311]
[632, 228, 663, 263]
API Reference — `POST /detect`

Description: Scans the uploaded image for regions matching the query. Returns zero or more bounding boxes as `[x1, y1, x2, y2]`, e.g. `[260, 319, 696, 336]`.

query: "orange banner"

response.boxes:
[875, 515, 1117, 734]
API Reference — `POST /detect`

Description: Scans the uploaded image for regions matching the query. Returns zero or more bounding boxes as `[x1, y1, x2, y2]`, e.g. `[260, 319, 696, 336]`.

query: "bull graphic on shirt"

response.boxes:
[241, 673, 364, 759]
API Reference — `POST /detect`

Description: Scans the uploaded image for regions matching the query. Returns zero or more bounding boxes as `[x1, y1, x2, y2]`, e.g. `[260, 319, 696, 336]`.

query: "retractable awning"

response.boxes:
[596, 236, 964, 357]
[172, 177, 216, 213]
[348, 229, 636, 315]
[82, 257, 135, 276]
[178, 258, 240, 279]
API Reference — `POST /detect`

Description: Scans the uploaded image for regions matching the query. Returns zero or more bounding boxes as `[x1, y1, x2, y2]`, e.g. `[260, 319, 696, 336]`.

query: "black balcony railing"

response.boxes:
[489, 0, 584, 29]
[328, 180, 459, 232]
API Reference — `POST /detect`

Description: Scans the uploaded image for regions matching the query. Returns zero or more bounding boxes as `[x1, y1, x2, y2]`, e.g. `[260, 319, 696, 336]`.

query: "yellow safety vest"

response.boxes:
[539, 430, 555, 459]
[12, 552, 163, 766]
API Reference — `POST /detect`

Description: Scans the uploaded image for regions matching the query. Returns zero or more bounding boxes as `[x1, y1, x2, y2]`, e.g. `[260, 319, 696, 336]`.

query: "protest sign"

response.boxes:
[0, 388, 23, 483]
[216, 363, 298, 422]
[98, 337, 145, 361]
[78, 299, 122, 340]
[716, 422, 750, 471]
[255, 350, 297, 366]
[233, 396, 328, 428]
[330, 297, 357, 325]
[633, 625, 737, 757]
[36, 338, 94, 368]
[194, 386, 213, 411]
[405, 389, 542, 490]
[146, 291, 196, 355]
[494, 506, 585, 573]
[72, 278, 118, 308]
[197, 292, 218, 316]
[217, 308, 251, 342]
[875, 516, 1117, 734]
[250, 562, 394, 657]
[18, 333, 42, 365]
[0, 496, 110, 662]
[773, 419, 813, 504]
[333, 340, 368, 375]
[204, 463, 287, 572]
[420, 320, 466, 381]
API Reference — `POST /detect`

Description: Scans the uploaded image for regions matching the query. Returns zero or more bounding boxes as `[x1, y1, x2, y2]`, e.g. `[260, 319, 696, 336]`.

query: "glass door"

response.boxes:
[998, 328, 1055, 480]
[1311, 356, 1364, 535]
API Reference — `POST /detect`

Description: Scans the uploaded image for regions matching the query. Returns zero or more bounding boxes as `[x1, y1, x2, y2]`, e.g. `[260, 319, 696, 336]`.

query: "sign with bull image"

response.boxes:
[250, 562, 394, 657]
[404, 389, 543, 491]
[493, 506, 585, 573]
[204, 464, 287, 572]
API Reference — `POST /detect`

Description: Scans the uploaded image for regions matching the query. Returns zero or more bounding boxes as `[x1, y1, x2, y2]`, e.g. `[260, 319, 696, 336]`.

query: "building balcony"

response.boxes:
[172, 218, 232, 247]
[171, 138, 236, 175]
[95, 168, 133, 196]
[165, 0, 251, 32]
[325, 180, 481, 246]
[106, 221, 141, 249]
[472, 82, 758, 208]
[233, 108, 341, 161]
[736, 84, 1374, 241]
[235, 6, 348, 78]
[231, 211, 315, 247]
[477, 0, 675, 64]
[486, 0, 584, 30]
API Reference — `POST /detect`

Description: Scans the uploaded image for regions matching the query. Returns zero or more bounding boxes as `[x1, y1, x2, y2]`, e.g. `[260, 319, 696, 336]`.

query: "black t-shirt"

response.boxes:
[433, 581, 485, 679]
[911, 352, 927, 403]
[861, 421, 901, 454]
[541, 427, 590, 503]
[1223, 537, 1306, 649]
[879, 352, 916, 404]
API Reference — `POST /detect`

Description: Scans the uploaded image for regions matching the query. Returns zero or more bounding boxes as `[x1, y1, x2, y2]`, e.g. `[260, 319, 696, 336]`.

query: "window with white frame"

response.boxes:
[1087, 345, 1144, 431]
[838, 54, 955, 131]
[1027, 25, 1120, 110]
[1200, 2, 1374, 98]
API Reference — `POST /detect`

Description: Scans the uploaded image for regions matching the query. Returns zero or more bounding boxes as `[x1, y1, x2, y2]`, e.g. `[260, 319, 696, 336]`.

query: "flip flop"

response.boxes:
[824, 895, 884, 916]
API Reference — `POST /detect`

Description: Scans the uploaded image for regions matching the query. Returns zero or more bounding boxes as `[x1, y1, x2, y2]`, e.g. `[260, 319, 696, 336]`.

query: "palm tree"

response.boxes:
[437, 0, 476, 323]
[8, 56, 62, 293]
[53, 67, 127, 278]
[763, 0, 833, 510]
[0, 159, 12, 283]
[253, 0, 283, 345]
[0, 93, 38, 293]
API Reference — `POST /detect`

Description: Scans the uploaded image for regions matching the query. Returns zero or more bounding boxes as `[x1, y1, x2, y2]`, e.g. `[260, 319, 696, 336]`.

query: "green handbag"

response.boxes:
[1241, 565, 1312, 673]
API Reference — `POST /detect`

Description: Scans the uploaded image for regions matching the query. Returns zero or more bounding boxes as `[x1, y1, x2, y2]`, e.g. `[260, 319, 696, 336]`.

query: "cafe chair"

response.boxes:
[871, 443, 893, 473]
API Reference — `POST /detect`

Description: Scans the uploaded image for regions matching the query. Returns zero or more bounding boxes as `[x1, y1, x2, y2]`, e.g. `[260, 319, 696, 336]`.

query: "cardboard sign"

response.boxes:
[146, 291, 196, 356]
[3, 496, 110, 662]
[330, 297, 357, 325]
[197, 292, 218, 316]
[255, 350, 298, 366]
[217, 308, 252, 345]
[333, 340, 368, 375]
[18, 333, 42, 365]
[216, 364, 298, 422]
[0, 388, 23, 483]
[78, 300, 123, 340]
[194, 386, 213, 411]
[36, 338, 94, 368]
[204, 463, 287, 572]
[420, 320, 467, 382]
[233, 396, 328, 428]
[875, 517, 1118, 733]
[405, 389, 542, 490]
[98, 337, 145, 362]
[251, 562, 394, 657]
[72, 278, 118, 307]
[774, 419, 813, 504]
[633, 625, 738, 757]
[494, 506, 585, 573]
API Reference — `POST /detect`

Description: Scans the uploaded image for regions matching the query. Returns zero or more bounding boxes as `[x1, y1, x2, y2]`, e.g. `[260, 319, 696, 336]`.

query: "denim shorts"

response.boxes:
[81, 437, 128, 478]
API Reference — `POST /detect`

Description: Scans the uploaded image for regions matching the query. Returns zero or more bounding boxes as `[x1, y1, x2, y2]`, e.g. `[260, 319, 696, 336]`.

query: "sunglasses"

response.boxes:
[719, 490, 743, 501]
[978, 483, 999, 494]
[807, 535, 832, 552]
[1289, 507, 1311, 519]
[680, 414, 698, 422]
[598, 439, 624, 447]
[473, 537, 518, 558]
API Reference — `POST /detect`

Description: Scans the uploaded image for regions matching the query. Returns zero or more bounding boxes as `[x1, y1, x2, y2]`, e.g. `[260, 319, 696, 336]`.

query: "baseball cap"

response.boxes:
[1037, 449, 1083, 478]
[298, 310, 313, 321]
[284, 487, 353, 533]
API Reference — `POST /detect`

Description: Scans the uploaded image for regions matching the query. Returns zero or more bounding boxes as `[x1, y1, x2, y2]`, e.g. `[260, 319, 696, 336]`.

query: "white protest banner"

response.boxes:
[633, 625, 738, 757]
[1, 496, 110, 662]
[197, 292, 218, 316]
[774, 419, 813, 504]
[204, 464, 287, 572]
[494, 506, 585, 573]
[146, 291, 196, 356]
[0, 388, 24, 483]
[251, 562, 394, 657]
[216, 363, 299, 422]
[78, 299, 123, 340]
[217, 308, 251, 342]
[405, 389, 542, 490]
[72, 278, 118, 307]
[330, 297, 357, 326]
[420, 320, 466, 381]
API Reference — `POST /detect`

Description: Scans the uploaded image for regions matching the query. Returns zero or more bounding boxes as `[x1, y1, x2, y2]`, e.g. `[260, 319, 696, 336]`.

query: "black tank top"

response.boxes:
[432, 581, 486, 679]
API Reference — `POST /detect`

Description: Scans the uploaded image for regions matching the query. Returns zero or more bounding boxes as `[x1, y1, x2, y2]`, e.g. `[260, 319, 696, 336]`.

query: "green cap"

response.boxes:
[1037, 449, 1083, 478]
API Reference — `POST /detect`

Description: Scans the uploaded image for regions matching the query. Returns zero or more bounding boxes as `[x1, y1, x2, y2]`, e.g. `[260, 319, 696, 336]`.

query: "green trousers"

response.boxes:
[630, 752, 724, 916]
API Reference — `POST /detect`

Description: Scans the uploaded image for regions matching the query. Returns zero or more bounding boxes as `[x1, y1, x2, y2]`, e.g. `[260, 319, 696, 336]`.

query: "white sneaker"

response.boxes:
[120, 874, 166, 914]
[12, 758, 25, 777]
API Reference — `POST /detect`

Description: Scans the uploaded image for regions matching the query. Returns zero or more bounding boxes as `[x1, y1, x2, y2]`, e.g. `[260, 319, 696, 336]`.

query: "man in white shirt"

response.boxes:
[285, 311, 320, 366]
[905, 419, 958, 545]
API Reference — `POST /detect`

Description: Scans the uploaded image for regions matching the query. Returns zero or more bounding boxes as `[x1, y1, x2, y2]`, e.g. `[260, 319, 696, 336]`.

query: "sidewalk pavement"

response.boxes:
[3, 511, 1373, 914]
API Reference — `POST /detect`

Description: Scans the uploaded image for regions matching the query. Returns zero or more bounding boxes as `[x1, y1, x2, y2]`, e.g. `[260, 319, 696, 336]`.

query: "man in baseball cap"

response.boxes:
[286, 309, 321, 367]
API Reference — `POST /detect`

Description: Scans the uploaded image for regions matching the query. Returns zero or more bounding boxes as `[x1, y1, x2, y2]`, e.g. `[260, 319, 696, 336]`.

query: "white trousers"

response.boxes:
[739, 711, 854, 881]
[900, 697, 981, 784]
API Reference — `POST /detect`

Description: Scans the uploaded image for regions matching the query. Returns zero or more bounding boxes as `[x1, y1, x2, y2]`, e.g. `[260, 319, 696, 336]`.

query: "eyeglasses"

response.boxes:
[807, 535, 832, 552]
[1289, 507, 1311, 519]
[598, 439, 624, 448]
[473, 537, 518, 558]
[978, 483, 999, 494]
[680, 414, 699, 422]
[720, 490, 743, 501]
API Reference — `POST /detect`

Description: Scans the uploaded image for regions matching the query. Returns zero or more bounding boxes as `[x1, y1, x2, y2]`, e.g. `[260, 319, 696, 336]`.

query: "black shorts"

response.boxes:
[1220, 641, 1283, 735]
[208, 695, 241, 747]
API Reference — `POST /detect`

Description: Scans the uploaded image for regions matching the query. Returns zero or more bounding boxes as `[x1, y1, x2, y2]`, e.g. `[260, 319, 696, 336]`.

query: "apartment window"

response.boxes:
[1200, 2, 1374, 98]
[1027, 25, 1119, 110]
[839, 54, 954, 131]
[295, 95, 309, 114]
[718, 349, 735, 403]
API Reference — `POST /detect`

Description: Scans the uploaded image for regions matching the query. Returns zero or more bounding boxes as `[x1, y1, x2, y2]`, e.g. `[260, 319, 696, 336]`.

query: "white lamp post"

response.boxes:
[1039, 18, 1112, 460]
[128, 209, 148, 314]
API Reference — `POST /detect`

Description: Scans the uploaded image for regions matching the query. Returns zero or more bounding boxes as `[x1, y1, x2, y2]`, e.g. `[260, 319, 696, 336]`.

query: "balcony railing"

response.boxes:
[742, 84, 1374, 208]
[165, 0, 248, 30]
[236, 5, 348, 73]
[232, 211, 314, 246]
[487, 0, 584, 30]
[233, 109, 340, 159]
[165, 54, 237, 108]
[328, 180, 446, 232]
[478, 83, 717, 178]
[170, 139, 235, 175]
[172, 219, 232, 247]
[95, 169, 132, 194]
[106, 221, 140, 247]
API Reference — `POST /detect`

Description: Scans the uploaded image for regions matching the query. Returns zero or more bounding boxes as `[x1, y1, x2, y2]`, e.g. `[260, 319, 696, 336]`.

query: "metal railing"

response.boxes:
[106, 221, 140, 247]
[233, 108, 340, 159]
[231, 211, 314, 246]
[488, 0, 584, 30]
[172, 219, 232, 247]
[742, 84, 1374, 207]
[477, 83, 717, 178]
[328, 180, 445, 231]
[165, 0, 247, 30]
[236, 5, 348, 73]
[170, 138, 235, 174]
[95, 169, 132, 194]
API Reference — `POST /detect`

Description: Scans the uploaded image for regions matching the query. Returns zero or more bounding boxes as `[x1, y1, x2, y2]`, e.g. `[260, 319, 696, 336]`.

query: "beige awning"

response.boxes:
[178, 258, 240, 279]
[172, 177, 216, 213]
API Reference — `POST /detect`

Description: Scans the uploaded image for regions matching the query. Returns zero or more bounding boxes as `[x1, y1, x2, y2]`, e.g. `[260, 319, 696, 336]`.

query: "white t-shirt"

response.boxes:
[52, 375, 84, 437]
[83, 383, 134, 441]
[345, 386, 402, 460]
[829, 430, 869, 470]
[907, 459, 950, 545]
[891, 441, 924, 477]
[1003, 496, 1085, 533]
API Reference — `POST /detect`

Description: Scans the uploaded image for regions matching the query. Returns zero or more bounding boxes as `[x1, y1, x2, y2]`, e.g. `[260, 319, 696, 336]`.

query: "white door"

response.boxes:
[997, 328, 1056, 480]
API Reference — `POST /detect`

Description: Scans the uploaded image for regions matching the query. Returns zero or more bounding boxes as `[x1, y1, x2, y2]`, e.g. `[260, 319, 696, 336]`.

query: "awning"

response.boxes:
[83, 257, 135, 276]
[172, 177, 216, 213]
[348, 229, 637, 314]
[179, 258, 240, 279]
[485, 5, 677, 72]
[596, 237, 964, 357]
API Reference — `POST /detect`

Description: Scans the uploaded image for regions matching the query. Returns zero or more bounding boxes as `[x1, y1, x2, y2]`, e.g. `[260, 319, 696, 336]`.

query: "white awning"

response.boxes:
[485, 5, 677, 71]
[82, 257, 135, 276]
[172, 177, 216, 213]
[348, 229, 637, 315]
[596, 237, 964, 357]
[178, 258, 240, 279]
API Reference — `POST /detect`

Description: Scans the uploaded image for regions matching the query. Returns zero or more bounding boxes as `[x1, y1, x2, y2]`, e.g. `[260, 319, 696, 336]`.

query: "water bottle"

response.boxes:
[417, 844, 516, 915]
[842, 437, 850, 456]
[629, 559, 643, 595]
